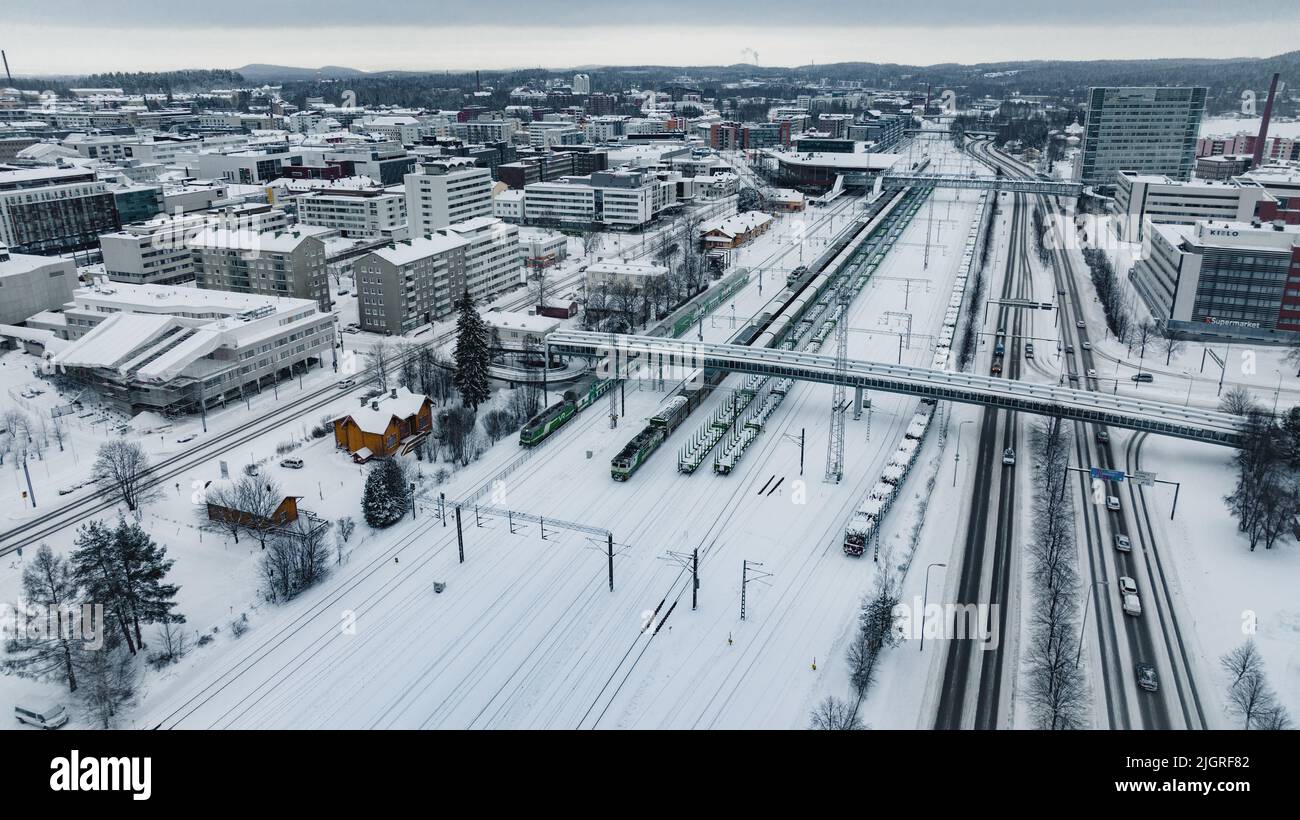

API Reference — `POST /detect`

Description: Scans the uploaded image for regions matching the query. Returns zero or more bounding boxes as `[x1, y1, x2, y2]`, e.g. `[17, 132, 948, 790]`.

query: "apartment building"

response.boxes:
[523, 169, 675, 229]
[296, 187, 408, 239]
[404, 160, 493, 234]
[190, 226, 331, 311]
[440, 217, 523, 304]
[99, 205, 290, 286]
[353, 234, 469, 334]
[0, 166, 121, 254]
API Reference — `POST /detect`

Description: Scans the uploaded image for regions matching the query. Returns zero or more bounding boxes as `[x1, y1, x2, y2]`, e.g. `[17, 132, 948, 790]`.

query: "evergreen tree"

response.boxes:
[69, 518, 183, 656]
[362, 459, 411, 528]
[112, 518, 183, 649]
[452, 289, 492, 411]
[70, 520, 137, 655]
[2, 545, 82, 692]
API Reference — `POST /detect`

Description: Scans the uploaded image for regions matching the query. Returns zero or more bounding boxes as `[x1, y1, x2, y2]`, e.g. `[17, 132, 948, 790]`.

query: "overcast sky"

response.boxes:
[6, 1, 1298, 75]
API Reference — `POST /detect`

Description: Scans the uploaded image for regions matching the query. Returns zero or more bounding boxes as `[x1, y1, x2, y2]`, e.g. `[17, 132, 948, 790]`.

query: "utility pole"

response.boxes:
[455, 506, 464, 563]
[607, 532, 615, 591]
[824, 282, 849, 483]
[740, 560, 772, 621]
[664, 547, 699, 609]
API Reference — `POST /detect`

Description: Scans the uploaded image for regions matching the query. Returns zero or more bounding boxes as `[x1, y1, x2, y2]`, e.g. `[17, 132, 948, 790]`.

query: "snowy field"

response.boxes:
[0, 144, 982, 731]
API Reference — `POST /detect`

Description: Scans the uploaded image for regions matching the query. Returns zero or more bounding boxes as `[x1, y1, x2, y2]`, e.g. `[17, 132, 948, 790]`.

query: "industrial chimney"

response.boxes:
[1252, 73, 1281, 169]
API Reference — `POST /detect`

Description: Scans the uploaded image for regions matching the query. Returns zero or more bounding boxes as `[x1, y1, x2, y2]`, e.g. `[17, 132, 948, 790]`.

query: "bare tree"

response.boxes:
[238, 476, 285, 548]
[581, 231, 602, 261]
[1157, 326, 1184, 366]
[1219, 385, 1259, 416]
[1226, 670, 1275, 729]
[200, 481, 245, 544]
[91, 440, 159, 512]
[1219, 640, 1264, 689]
[808, 696, 864, 730]
[371, 339, 395, 392]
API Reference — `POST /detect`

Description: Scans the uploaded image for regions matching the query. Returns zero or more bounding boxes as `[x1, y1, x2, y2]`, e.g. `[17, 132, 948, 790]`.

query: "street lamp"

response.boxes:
[920, 562, 947, 652]
[1273, 369, 1284, 416]
[954, 420, 974, 487]
[1075, 580, 1110, 668]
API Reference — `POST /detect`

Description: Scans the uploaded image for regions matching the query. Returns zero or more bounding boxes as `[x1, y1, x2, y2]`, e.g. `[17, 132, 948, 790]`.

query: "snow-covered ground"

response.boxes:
[0, 141, 990, 730]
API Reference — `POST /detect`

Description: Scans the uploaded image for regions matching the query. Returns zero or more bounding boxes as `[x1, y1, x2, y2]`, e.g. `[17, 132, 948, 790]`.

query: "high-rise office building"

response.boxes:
[1077, 86, 1207, 186]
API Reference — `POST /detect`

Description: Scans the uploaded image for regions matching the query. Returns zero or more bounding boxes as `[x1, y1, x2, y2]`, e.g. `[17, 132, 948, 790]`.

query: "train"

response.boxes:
[843, 400, 936, 556]
[843, 189, 995, 556]
[611, 388, 704, 480]
[518, 378, 614, 446]
[609, 183, 926, 482]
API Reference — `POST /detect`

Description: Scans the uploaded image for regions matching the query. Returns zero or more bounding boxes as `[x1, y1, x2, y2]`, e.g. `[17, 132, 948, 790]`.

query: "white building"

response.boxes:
[518, 229, 567, 268]
[0, 245, 77, 325]
[404, 160, 494, 234]
[493, 188, 525, 222]
[99, 206, 289, 286]
[53, 282, 335, 413]
[573, 73, 592, 95]
[484, 309, 560, 349]
[439, 217, 523, 304]
[524, 169, 675, 229]
[296, 187, 408, 240]
[1113, 172, 1269, 242]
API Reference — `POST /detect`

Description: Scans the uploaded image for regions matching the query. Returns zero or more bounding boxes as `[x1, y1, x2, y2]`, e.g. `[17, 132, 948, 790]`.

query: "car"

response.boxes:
[177, 433, 197, 443]
[1115, 533, 1131, 552]
[1123, 593, 1142, 616]
[1096, 429, 1110, 443]
[1136, 663, 1159, 692]
[1087, 368, 1097, 378]
[1003, 447, 1016, 465]
[1131, 372, 1155, 383]
[1081, 341, 1092, 350]
[1076, 320, 1086, 329]
[337, 379, 356, 389]
[1064, 345, 1075, 354]
[337, 289, 350, 296]
[57, 485, 77, 496]
[14, 703, 68, 729]
[343, 327, 360, 334]
[1067, 372, 1080, 382]
[1118, 576, 1138, 596]
[1106, 495, 1121, 511]
[280, 457, 304, 469]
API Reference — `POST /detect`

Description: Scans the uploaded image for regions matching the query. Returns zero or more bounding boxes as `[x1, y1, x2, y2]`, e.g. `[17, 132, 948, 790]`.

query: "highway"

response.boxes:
[934, 168, 1028, 728]
[975, 138, 1208, 729]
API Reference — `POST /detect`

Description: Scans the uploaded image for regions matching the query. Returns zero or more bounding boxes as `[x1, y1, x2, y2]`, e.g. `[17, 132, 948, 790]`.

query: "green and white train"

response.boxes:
[518, 378, 615, 447]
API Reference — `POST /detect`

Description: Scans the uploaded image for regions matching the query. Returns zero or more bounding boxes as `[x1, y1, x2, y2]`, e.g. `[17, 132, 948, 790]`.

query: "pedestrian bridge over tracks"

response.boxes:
[546, 331, 1243, 447]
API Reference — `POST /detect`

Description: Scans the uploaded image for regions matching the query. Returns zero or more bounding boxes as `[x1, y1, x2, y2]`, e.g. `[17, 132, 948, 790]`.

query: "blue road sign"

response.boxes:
[1089, 467, 1125, 482]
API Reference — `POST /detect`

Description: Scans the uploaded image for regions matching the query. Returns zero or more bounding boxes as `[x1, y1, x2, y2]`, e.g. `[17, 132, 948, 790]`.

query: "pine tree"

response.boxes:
[111, 518, 183, 650]
[452, 288, 492, 411]
[362, 459, 410, 528]
[69, 518, 183, 656]
[70, 520, 137, 655]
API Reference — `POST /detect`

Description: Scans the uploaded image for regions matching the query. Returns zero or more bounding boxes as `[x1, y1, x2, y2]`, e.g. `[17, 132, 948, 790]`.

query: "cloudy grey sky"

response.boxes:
[6, 1, 1298, 75]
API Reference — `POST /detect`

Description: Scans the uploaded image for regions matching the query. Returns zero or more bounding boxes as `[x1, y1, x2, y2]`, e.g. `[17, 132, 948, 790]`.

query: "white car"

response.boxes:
[177, 433, 197, 443]
[337, 379, 356, 389]
[1119, 576, 1138, 597]
[280, 457, 304, 469]
[1076, 320, 1086, 329]
[14, 703, 67, 729]
[1115, 533, 1131, 552]
[1082, 341, 1092, 350]
[1002, 447, 1016, 466]
[1087, 369, 1097, 379]
[1122, 593, 1142, 617]
[1106, 495, 1121, 511]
